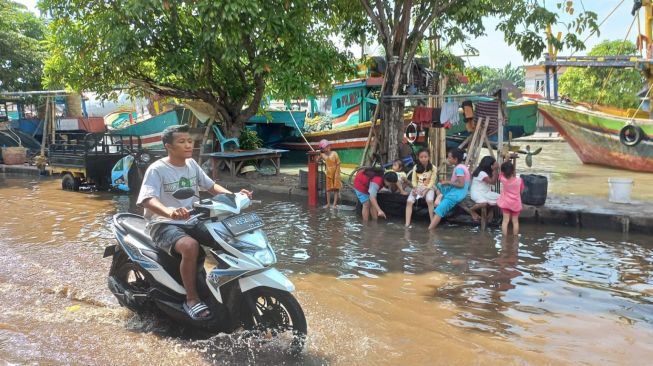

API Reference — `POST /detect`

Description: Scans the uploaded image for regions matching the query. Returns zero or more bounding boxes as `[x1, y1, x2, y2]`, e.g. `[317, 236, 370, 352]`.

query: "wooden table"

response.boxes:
[202, 149, 288, 179]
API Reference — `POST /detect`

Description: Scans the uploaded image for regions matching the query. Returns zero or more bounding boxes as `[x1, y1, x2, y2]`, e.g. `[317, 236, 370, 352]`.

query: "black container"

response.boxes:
[299, 169, 326, 190]
[521, 174, 548, 206]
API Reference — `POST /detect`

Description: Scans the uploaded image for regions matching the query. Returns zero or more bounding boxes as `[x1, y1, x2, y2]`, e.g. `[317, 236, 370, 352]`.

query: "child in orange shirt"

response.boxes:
[319, 139, 342, 209]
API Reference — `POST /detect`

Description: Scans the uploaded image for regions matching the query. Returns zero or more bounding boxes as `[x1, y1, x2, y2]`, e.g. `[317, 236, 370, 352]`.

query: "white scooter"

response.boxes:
[104, 188, 306, 352]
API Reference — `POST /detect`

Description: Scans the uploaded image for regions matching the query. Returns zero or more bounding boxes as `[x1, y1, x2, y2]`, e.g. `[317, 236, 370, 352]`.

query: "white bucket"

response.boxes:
[608, 178, 633, 204]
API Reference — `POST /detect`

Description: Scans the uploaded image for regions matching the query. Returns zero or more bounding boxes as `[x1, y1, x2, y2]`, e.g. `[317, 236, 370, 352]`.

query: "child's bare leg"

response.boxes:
[362, 201, 370, 221]
[332, 190, 339, 208]
[501, 211, 510, 236]
[370, 205, 379, 220]
[467, 203, 485, 220]
[428, 214, 442, 230]
[324, 190, 331, 208]
[434, 192, 443, 207]
[405, 200, 415, 227]
[427, 199, 435, 222]
[511, 215, 520, 236]
[487, 207, 495, 222]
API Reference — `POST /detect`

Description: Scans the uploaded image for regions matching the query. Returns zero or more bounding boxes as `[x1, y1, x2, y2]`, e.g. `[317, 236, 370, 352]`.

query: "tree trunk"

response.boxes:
[65, 94, 83, 117]
[380, 100, 404, 162]
[376, 62, 405, 163]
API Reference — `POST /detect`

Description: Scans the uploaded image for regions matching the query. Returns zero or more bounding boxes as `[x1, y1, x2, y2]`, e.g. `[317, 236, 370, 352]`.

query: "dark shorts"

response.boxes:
[148, 224, 189, 255]
[149, 222, 214, 255]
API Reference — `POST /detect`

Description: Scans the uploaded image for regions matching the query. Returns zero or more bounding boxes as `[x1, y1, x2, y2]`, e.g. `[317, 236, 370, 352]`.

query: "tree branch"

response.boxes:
[359, 0, 390, 51]
[130, 77, 200, 100]
[374, 0, 392, 50]
[237, 73, 265, 124]
[403, 0, 461, 74]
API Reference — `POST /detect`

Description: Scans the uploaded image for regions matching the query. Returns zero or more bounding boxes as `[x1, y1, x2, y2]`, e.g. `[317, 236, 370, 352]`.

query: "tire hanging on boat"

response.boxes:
[619, 124, 644, 147]
[405, 122, 418, 143]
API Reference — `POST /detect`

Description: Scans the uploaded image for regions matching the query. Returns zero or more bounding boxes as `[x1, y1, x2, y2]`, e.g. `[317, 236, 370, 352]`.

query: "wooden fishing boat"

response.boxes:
[106, 108, 192, 150]
[539, 102, 653, 172]
[276, 77, 538, 167]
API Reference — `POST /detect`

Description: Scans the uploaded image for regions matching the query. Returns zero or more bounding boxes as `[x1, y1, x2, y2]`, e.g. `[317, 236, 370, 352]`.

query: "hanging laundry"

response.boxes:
[474, 100, 501, 136]
[440, 102, 459, 128]
[431, 107, 442, 127]
[412, 106, 434, 128]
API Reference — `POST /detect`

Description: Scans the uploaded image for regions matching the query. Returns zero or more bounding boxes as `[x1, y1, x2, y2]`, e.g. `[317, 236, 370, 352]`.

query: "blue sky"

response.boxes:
[18, 0, 635, 68]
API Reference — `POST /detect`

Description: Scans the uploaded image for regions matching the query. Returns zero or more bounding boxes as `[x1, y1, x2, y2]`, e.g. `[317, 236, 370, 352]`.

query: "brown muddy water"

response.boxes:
[1, 175, 652, 365]
[516, 141, 653, 201]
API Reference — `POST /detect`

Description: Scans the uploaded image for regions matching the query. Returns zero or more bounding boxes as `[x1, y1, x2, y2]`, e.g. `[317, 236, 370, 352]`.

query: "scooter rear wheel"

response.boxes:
[241, 287, 307, 355]
[109, 251, 152, 314]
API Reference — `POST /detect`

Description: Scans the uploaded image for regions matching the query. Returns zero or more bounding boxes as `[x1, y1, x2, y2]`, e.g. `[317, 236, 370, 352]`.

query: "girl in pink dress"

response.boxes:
[496, 161, 524, 236]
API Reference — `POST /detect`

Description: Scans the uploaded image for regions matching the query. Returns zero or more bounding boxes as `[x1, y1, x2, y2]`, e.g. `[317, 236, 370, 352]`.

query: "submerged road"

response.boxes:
[1, 175, 652, 365]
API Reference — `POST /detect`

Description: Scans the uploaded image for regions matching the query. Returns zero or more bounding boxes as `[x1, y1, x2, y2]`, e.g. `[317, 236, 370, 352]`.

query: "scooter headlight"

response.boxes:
[140, 153, 151, 163]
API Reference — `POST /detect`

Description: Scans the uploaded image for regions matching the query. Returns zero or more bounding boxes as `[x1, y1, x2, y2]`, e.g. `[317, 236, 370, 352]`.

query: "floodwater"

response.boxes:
[516, 141, 653, 201]
[1, 175, 653, 365]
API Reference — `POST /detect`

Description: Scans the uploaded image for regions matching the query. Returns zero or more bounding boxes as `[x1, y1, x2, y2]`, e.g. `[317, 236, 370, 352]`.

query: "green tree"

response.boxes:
[39, 0, 353, 136]
[559, 40, 643, 109]
[0, 0, 47, 91]
[346, 0, 597, 162]
[457, 63, 526, 94]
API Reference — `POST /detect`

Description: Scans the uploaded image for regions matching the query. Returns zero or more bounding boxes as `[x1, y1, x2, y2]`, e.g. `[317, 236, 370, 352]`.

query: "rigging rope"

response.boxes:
[628, 80, 653, 122]
[540, 0, 628, 98]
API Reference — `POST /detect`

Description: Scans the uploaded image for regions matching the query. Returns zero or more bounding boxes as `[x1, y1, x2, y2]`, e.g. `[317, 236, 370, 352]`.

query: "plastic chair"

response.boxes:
[212, 125, 239, 152]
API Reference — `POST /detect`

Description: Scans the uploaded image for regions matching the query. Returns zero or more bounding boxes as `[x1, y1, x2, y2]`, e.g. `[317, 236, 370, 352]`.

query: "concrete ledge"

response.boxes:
[519, 196, 653, 235]
[0, 164, 49, 176]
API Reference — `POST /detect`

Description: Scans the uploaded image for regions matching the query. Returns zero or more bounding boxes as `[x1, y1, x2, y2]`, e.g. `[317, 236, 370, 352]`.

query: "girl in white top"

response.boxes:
[467, 156, 500, 221]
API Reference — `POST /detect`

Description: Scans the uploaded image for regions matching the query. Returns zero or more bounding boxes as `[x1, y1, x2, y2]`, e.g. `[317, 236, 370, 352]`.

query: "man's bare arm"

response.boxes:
[142, 197, 189, 219]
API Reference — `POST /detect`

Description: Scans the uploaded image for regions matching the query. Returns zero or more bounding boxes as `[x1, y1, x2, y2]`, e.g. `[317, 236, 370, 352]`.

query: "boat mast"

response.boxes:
[645, 1, 653, 118]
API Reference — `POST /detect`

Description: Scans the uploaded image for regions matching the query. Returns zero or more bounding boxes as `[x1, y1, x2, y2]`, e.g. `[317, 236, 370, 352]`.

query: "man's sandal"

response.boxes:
[183, 301, 212, 320]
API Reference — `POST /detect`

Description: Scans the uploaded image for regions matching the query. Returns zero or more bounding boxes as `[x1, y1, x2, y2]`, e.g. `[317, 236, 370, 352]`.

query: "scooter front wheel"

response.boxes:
[241, 287, 307, 355]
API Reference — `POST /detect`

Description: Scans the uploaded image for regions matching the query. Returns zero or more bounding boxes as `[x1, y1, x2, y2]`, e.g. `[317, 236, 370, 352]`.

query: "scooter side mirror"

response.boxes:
[172, 187, 196, 200]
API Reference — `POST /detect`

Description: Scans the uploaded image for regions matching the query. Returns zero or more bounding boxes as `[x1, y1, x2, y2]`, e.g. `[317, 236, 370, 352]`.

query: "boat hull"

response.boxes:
[539, 103, 653, 173]
[109, 109, 190, 149]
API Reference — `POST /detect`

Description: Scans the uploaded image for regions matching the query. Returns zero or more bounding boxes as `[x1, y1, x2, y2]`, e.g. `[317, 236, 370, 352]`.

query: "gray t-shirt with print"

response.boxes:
[136, 158, 215, 224]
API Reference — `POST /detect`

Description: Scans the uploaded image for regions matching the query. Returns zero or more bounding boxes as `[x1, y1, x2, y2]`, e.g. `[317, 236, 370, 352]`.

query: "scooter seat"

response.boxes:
[116, 215, 157, 249]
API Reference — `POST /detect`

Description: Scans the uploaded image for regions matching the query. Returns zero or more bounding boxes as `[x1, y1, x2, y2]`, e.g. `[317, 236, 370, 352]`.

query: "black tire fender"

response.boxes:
[619, 124, 644, 147]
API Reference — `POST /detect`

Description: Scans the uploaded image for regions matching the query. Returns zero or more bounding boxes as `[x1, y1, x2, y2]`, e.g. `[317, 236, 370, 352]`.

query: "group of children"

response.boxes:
[318, 138, 524, 236]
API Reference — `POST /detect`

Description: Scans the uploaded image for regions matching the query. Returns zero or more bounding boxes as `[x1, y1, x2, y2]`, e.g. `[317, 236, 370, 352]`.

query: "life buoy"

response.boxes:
[405, 122, 418, 143]
[619, 124, 644, 147]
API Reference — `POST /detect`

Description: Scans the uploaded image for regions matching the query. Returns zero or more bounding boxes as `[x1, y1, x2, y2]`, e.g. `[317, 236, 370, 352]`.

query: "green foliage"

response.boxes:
[343, 0, 598, 162]
[40, 0, 354, 136]
[455, 63, 525, 94]
[559, 40, 643, 109]
[0, 0, 47, 91]
[238, 129, 263, 150]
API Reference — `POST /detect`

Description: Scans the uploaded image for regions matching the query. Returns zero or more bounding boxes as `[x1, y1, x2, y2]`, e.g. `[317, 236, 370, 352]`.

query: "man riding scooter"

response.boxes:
[136, 124, 251, 320]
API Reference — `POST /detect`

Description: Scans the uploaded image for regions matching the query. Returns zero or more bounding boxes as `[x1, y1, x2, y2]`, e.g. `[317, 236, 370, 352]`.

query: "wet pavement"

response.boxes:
[1, 175, 653, 365]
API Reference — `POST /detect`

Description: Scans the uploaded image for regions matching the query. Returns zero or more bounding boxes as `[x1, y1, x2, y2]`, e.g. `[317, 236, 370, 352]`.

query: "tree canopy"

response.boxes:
[40, 0, 353, 135]
[455, 63, 525, 95]
[348, 0, 598, 161]
[559, 40, 643, 109]
[0, 0, 47, 92]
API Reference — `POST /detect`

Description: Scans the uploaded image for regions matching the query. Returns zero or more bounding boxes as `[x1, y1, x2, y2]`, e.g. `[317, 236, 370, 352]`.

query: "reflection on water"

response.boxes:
[1, 175, 652, 365]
